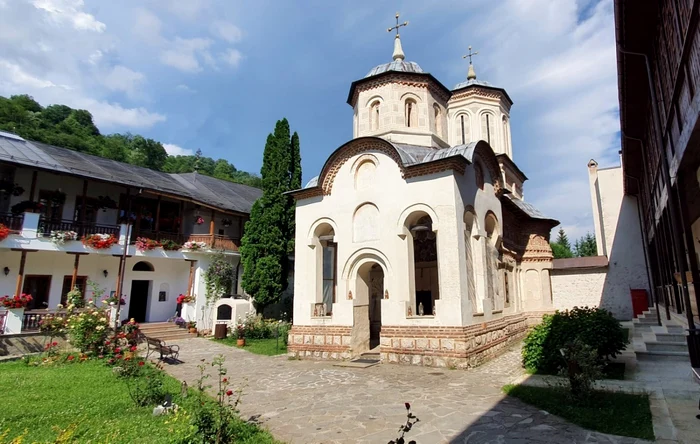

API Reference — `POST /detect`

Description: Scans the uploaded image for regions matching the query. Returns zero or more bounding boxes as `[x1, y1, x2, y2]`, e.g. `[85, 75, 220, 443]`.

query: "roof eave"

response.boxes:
[451, 83, 513, 106]
[347, 71, 452, 106]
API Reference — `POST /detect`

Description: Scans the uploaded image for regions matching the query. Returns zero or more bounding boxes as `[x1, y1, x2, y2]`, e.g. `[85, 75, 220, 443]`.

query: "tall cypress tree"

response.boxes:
[240, 119, 301, 310]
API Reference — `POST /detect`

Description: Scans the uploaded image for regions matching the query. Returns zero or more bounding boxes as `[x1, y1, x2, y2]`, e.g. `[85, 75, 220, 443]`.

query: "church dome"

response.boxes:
[452, 78, 493, 90]
[365, 59, 424, 78]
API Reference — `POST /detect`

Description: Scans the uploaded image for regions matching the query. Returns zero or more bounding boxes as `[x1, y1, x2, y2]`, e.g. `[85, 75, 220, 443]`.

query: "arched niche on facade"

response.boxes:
[353, 203, 380, 243]
[351, 154, 378, 191]
[463, 207, 479, 311]
[132, 261, 154, 272]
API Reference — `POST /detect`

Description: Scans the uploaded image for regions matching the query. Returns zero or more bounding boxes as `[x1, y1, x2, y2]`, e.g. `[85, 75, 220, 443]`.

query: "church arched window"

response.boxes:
[460, 115, 466, 144]
[481, 113, 494, 146]
[370, 101, 380, 131]
[405, 99, 416, 127]
[314, 223, 336, 316]
[433, 104, 442, 137]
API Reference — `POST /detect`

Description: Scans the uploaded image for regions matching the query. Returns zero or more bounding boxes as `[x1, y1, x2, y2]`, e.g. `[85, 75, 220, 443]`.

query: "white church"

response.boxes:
[287, 22, 560, 368]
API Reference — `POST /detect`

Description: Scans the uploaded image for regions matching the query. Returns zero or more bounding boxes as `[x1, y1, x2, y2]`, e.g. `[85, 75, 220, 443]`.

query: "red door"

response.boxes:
[630, 289, 648, 318]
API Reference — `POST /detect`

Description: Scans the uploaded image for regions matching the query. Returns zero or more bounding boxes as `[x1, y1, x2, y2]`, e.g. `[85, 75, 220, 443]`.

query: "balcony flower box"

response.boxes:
[82, 233, 119, 249]
[161, 239, 182, 251]
[50, 230, 78, 245]
[0, 224, 10, 242]
[135, 237, 162, 252]
[182, 241, 208, 251]
[0, 293, 33, 309]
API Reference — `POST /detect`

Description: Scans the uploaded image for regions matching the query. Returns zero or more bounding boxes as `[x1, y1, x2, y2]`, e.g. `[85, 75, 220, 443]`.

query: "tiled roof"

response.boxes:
[0, 131, 261, 214]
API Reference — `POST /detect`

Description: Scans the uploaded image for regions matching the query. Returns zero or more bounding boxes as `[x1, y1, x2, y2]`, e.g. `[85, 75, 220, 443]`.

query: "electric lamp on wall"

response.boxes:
[103, 270, 108, 278]
[3, 267, 9, 276]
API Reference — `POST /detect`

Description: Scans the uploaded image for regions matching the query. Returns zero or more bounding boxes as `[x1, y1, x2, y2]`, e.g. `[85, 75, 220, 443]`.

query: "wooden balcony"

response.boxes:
[38, 218, 121, 238]
[134, 231, 240, 252]
[0, 213, 24, 231]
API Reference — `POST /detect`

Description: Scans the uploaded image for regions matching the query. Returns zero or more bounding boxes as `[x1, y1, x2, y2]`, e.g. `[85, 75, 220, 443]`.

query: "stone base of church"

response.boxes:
[287, 325, 353, 360]
[287, 312, 553, 366]
[379, 314, 531, 369]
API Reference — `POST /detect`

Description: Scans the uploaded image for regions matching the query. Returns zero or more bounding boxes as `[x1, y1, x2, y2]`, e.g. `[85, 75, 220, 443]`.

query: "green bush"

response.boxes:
[231, 314, 290, 344]
[522, 306, 628, 374]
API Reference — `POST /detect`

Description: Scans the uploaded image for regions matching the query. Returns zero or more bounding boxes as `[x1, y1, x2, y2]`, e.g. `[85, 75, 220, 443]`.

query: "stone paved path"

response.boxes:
[162, 338, 649, 444]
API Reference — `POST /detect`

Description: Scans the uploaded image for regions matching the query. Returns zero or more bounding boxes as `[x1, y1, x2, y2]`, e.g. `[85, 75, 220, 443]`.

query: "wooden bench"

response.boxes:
[145, 336, 180, 360]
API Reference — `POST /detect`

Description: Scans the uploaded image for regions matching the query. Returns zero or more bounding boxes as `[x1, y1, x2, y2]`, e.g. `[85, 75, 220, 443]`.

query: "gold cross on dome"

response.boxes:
[463, 46, 479, 65]
[387, 12, 408, 37]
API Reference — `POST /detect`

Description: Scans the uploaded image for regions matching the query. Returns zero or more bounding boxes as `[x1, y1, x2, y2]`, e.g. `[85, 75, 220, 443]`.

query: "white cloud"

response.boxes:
[102, 65, 145, 96]
[133, 8, 165, 45]
[449, 0, 619, 238]
[160, 37, 213, 72]
[32, 0, 106, 32]
[175, 84, 196, 93]
[210, 20, 242, 43]
[163, 143, 194, 156]
[0, 1, 164, 131]
[220, 48, 242, 68]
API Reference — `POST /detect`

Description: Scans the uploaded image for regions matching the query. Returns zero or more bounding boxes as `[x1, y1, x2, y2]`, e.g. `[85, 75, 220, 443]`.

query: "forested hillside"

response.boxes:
[0, 94, 261, 188]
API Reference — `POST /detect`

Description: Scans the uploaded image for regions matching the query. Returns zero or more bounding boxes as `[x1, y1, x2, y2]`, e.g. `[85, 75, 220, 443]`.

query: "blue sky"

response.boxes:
[0, 0, 621, 240]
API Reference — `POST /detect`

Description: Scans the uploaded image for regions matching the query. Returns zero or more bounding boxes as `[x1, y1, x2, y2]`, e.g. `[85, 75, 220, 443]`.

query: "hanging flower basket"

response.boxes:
[177, 294, 194, 304]
[0, 224, 10, 242]
[135, 237, 162, 252]
[183, 241, 208, 251]
[195, 216, 205, 225]
[82, 233, 119, 249]
[49, 230, 78, 245]
[0, 293, 33, 309]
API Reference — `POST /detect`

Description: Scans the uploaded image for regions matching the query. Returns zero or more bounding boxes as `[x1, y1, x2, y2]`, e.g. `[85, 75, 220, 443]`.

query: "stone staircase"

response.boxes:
[633, 307, 690, 362]
[139, 322, 195, 342]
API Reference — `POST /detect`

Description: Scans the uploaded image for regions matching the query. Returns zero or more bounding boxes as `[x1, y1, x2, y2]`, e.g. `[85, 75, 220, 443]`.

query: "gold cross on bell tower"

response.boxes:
[388, 12, 408, 37]
[463, 46, 479, 80]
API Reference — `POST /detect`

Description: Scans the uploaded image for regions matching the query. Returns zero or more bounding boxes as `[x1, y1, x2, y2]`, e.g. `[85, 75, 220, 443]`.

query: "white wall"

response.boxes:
[551, 161, 651, 320]
[0, 250, 191, 322]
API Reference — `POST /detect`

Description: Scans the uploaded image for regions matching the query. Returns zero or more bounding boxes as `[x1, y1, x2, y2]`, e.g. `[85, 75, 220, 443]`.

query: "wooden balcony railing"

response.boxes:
[22, 309, 69, 331]
[131, 231, 240, 252]
[0, 213, 24, 231]
[38, 219, 120, 238]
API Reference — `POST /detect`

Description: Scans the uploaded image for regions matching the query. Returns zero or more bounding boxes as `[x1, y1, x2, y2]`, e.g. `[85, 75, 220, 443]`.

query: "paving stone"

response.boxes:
[161, 339, 645, 444]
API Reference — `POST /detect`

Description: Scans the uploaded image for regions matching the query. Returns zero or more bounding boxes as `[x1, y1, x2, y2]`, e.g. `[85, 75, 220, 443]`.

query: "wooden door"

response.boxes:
[22, 275, 52, 310]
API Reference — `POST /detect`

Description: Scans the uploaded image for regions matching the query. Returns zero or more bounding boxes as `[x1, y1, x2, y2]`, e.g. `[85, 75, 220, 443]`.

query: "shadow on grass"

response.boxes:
[212, 337, 287, 356]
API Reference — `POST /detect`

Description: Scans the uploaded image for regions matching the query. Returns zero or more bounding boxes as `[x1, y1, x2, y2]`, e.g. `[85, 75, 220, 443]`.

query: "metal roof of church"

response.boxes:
[452, 78, 493, 89]
[0, 132, 261, 215]
[504, 194, 557, 222]
[365, 60, 424, 78]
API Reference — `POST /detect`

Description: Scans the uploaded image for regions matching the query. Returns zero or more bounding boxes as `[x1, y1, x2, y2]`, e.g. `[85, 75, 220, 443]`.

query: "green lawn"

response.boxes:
[0, 360, 280, 444]
[213, 337, 287, 356]
[503, 384, 654, 440]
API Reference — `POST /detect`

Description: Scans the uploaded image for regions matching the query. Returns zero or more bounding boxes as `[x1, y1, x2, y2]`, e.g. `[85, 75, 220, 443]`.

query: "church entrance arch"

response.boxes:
[353, 261, 384, 352]
[344, 250, 389, 355]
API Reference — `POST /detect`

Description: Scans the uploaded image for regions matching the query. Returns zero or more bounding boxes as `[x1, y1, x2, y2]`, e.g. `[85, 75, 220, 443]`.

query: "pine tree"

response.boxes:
[551, 227, 574, 259]
[575, 232, 598, 257]
[240, 118, 301, 310]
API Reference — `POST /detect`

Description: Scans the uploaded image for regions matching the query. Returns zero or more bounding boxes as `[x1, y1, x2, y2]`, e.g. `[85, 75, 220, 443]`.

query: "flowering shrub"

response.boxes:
[113, 357, 167, 406]
[49, 230, 78, 244]
[11, 200, 43, 215]
[161, 239, 182, 251]
[203, 254, 234, 303]
[38, 313, 67, 337]
[177, 294, 194, 304]
[229, 313, 291, 343]
[102, 294, 126, 305]
[182, 241, 208, 251]
[135, 237, 161, 252]
[66, 286, 84, 308]
[0, 224, 10, 242]
[171, 316, 186, 327]
[0, 293, 32, 309]
[65, 307, 111, 353]
[82, 233, 119, 249]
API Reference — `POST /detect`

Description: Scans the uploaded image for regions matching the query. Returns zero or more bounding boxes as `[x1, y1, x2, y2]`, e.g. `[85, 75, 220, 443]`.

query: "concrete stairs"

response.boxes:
[633, 307, 690, 362]
[139, 322, 195, 342]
